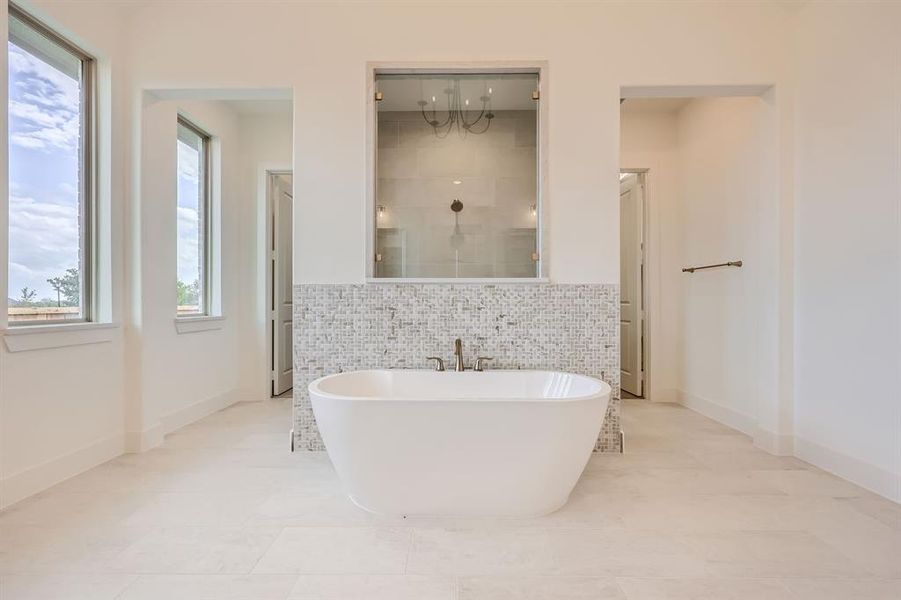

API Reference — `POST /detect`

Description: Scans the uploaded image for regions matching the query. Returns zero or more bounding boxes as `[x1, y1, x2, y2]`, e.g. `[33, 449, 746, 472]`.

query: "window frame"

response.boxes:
[7, 3, 97, 326]
[175, 115, 212, 318]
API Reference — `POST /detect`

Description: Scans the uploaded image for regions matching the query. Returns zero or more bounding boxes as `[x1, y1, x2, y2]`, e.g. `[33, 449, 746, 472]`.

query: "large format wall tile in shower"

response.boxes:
[293, 284, 620, 452]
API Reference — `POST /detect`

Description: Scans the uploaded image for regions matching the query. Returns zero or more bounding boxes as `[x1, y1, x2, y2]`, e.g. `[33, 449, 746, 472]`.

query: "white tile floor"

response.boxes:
[1, 398, 899, 599]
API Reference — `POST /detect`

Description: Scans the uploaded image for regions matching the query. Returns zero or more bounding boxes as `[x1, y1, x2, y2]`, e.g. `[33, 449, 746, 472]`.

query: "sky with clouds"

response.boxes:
[176, 137, 202, 289]
[7, 41, 81, 302]
[8, 40, 201, 304]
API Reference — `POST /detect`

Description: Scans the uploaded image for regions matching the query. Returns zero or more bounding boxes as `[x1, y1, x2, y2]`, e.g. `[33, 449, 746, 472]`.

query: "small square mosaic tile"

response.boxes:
[293, 284, 621, 452]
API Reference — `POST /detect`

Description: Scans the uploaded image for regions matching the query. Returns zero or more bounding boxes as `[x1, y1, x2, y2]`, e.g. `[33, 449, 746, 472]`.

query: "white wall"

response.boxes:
[130, 97, 246, 449]
[793, 2, 901, 501]
[623, 65, 900, 501]
[676, 97, 774, 435]
[235, 112, 294, 399]
[621, 97, 780, 435]
[0, 2, 293, 505]
[2, 0, 898, 505]
[0, 1, 132, 508]
[114, 0, 796, 285]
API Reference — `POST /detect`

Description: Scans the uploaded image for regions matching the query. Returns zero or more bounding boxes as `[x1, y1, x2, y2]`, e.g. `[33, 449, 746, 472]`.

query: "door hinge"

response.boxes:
[531, 90, 540, 101]
[374, 91, 383, 102]
[531, 251, 540, 262]
[375, 253, 383, 263]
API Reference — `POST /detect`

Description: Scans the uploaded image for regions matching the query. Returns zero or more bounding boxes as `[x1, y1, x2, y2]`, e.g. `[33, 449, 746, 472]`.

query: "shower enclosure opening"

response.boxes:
[372, 69, 541, 279]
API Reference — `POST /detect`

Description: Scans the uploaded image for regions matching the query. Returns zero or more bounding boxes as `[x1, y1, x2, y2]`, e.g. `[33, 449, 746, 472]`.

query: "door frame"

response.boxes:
[265, 169, 293, 397]
[620, 168, 650, 400]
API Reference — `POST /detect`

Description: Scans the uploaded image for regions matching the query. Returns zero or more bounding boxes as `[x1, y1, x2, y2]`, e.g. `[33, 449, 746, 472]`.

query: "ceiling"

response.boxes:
[221, 99, 293, 118]
[377, 75, 538, 112]
[620, 97, 693, 115]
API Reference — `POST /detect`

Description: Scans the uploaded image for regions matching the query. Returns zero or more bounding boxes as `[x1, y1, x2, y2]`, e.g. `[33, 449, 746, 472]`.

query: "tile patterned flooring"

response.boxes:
[1, 398, 899, 599]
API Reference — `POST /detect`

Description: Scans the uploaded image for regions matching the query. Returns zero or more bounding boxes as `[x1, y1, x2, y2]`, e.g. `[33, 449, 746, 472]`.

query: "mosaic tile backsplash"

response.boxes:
[293, 284, 621, 452]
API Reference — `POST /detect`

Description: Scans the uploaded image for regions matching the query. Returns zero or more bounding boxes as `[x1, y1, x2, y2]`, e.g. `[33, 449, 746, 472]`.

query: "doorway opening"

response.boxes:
[619, 87, 783, 450]
[620, 170, 647, 399]
[268, 171, 293, 397]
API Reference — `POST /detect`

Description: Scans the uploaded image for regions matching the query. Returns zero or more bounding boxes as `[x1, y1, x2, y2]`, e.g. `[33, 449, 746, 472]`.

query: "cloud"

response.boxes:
[8, 195, 80, 297]
[176, 141, 203, 284]
[177, 206, 201, 284]
[177, 140, 200, 183]
[8, 44, 80, 152]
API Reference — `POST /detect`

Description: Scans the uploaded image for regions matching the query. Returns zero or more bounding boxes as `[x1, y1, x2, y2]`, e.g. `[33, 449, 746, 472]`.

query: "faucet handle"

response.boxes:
[474, 357, 494, 372]
[426, 357, 446, 372]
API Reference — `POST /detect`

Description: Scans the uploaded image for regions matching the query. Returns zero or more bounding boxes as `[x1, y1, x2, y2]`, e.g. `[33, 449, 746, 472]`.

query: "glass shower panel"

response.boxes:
[375, 72, 539, 278]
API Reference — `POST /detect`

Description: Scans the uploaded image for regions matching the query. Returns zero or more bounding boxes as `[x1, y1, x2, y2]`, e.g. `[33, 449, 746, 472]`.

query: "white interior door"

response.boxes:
[620, 174, 644, 397]
[271, 173, 293, 396]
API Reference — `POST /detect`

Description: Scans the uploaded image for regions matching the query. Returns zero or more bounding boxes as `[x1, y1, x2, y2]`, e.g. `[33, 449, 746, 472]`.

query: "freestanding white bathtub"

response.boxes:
[309, 369, 610, 517]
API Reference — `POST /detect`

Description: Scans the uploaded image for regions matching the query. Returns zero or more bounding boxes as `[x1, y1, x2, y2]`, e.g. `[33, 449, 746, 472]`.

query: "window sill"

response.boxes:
[1, 321, 119, 353]
[365, 277, 551, 284]
[174, 315, 226, 334]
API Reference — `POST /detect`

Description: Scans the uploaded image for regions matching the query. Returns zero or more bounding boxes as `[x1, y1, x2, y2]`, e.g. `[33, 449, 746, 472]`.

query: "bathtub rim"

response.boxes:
[308, 368, 612, 404]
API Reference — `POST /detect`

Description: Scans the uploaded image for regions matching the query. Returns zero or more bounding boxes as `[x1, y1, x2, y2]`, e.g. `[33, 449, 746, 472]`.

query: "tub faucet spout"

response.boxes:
[454, 338, 465, 372]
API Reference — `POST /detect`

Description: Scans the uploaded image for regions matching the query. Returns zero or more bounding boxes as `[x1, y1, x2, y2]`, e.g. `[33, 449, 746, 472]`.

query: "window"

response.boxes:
[373, 70, 541, 279]
[176, 116, 210, 316]
[7, 4, 95, 324]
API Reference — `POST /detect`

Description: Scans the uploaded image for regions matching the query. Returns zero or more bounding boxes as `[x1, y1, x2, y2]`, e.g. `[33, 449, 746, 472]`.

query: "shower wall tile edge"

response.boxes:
[293, 283, 621, 452]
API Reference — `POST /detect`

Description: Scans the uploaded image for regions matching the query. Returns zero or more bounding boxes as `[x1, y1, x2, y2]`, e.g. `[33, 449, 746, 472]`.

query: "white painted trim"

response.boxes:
[125, 388, 248, 453]
[1, 322, 118, 352]
[677, 390, 757, 436]
[124, 423, 164, 453]
[795, 436, 901, 504]
[0, 433, 124, 510]
[365, 277, 550, 285]
[173, 315, 226, 334]
[675, 391, 899, 504]
[753, 426, 795, 456]
[621, 84, 773, 99]
[125, 389, 248, 452]
[651, 387, 682, 404]
[159, 388, 246, 435]
[0, 389, 250, 507]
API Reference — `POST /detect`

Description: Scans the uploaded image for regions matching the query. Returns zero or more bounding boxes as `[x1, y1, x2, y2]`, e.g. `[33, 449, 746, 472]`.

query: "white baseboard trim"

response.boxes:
[124, 389, 249, 453]
[650, 387, 682, 403]
[676, 390, 757, 437]
[2, 388, 251, 509]
[159, 389, 245, 435]
[795, 436, 901, 504]
[674, 390, 899, 504]
[753, 427, 795, 456]
[124, 423, 164, 453]
[0, 433, 125, 510]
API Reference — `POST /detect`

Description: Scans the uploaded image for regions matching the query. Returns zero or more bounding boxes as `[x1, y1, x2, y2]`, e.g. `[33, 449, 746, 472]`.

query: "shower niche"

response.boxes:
[371, 68, 542, 279]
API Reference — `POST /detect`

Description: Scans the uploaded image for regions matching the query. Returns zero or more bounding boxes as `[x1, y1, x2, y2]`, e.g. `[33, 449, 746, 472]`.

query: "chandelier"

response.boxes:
[417, 78, 494, 138]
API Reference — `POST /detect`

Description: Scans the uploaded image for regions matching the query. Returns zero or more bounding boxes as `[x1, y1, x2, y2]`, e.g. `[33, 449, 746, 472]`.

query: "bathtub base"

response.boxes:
[347, 492, 573, 519]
